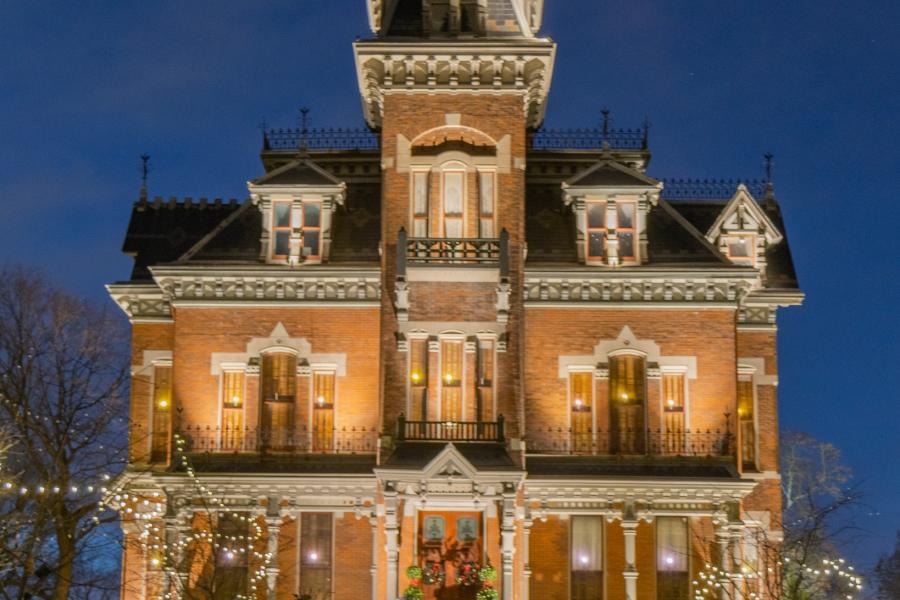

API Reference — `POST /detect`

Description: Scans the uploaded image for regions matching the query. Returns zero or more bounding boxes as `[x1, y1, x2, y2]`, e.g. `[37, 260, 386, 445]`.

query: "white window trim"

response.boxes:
[659, 365, 690, 431]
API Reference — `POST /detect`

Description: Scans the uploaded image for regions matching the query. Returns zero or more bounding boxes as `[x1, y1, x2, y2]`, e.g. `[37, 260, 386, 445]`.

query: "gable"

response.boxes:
[705, 185, 783, 244]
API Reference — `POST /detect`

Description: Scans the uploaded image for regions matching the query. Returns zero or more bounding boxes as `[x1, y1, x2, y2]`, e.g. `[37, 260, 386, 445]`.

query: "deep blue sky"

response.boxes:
[1, 0, 897, 568]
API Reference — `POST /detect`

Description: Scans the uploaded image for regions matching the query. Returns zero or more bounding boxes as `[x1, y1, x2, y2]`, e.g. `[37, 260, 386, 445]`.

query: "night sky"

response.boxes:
[1, 0, 897, 568]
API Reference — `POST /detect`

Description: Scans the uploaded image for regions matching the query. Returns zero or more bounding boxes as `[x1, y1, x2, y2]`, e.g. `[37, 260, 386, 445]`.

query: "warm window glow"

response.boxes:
[571, 516, 604, 599]
[610, 355, 645, 405]
[738, 379, 756, 468]
[657, 517, 689, 572]
[570, 371, 593, 453]
[151, 365, 171, 462]
[440, 339, 463, 421]
[312, 371, 335, 451]
[409, 339, 429, 420]
[221, 371, 245, 451]
[300, 513, 333, 597]
[662, 372, 686, 454]
[261, 353, 296, 449]
[609, 354, 646, 454]
[272, 201, 292, 258]
[478, 171, 495, 238]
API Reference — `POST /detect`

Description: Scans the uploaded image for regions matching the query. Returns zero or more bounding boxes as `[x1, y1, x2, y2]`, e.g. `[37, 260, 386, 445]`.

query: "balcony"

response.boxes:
[526, 428, 734, 458]
[179, 424, 379, 455]
[396, 414, 506, 443]
[406, 237, 501, 264]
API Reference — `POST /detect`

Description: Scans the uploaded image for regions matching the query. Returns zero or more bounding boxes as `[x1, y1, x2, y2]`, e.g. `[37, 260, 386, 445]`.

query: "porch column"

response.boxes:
[716, 526, 732, 600]
[265, 510, 281, 600]
[522, 517, 533, 600]
[370, 516, 380, 600]
[729, 518, 747, 600]
[500, 491, 517, 600]
[622, 502, 639, 600]
[384, 487, 400, 600]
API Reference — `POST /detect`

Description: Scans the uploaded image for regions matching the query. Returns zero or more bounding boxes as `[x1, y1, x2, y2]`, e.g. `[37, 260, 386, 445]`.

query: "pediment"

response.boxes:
[421, 444, 480, 481]
[565, 159, 660, 191]
[705, 185, 783, 244]
[250, 156, 345, 193]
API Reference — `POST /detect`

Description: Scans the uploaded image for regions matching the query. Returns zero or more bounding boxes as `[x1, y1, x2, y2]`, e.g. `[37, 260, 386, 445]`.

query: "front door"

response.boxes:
[418, 511, 483, 600]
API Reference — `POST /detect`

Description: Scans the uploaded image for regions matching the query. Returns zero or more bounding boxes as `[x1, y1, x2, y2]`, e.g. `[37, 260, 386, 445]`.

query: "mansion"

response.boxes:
[110, 1, 802, 599]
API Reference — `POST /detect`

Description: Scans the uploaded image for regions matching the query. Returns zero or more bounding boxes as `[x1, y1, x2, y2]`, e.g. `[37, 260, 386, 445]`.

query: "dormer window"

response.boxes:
[584, 199, 637, 264]
[302, 202, 321, 260]
[272, 201, 292, 259]
[725, 234, 756, 266]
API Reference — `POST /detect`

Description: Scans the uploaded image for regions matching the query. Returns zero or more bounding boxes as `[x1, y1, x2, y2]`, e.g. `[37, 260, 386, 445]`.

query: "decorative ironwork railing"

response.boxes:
[261, 126, 651, 152]
[529, 127, 648, 151]
[406, 237, 501, 264]
[178, 424, 378, 454]
[660, 179, 769, 200]
[526, 427, 734, 457]
[397, 414, 506, 443]
[263, 127, 380, 151]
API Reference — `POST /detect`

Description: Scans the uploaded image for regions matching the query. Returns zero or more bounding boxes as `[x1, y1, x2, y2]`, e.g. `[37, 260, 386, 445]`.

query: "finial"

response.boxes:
[762, 152, 778, 210]
[259, 119, 270, 150]
[139, 154, 150, 201]
[298, 107, 311, 153]
[764, 152, 774, 184]
[642, 116, 651, 150]
[601, 108, 610, 142]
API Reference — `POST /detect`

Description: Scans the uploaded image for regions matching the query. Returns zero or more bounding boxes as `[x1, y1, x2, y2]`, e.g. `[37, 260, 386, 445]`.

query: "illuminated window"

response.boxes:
[616, 202, 636, 260]
[151, 364, 171, 462]
[441, 339, 463, 421]
[442, 169, 465, 238]
[738, 379, 756, 469]
[300, 513, 333, 598]
[476, 339, 495, 421]
[569, 371, 593, 453]
[662, 372, 685, 454]
[609, 354, 645, 453]
[412, 172, 430, 237]
[302, 202, 321, 259]
[214, 513, 249, 597]
[261, 353, 296, 449]
[272, 201, 292, 258]
[571, 516, 604, 600]
[221, 371, 245, 451]
[725, 234, 756, 266]
[478, 171, 495, 238]
[586, 201, 607, 262]
[409, 338, 429, 421]
[312, 371, 335, 452]
[657, 517, 689, 600]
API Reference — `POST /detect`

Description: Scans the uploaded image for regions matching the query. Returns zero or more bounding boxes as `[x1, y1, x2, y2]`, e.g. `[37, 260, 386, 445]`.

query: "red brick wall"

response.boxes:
[524, 308, 739, 436]
[529, 516, 568, 600]
[380, 93, 527, 432]
[169, 307, 380, 434]
[130, 323, 174, 462]
[334, 514, 373, 600]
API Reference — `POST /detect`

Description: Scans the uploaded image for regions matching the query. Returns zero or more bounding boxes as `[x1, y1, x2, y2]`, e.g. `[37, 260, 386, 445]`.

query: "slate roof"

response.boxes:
[119, 150, 797, 290]
[667, 198, 799, 289]
[383, 442, 520, 471]
[122, 197, 245, 280]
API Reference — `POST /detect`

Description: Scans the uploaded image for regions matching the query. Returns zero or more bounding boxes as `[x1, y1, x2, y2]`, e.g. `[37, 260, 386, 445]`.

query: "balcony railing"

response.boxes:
[526, 428, 734, 457]
[407, 237, 501, 263]
[179, 425, 378, 455]
[397, 414, 506, 443]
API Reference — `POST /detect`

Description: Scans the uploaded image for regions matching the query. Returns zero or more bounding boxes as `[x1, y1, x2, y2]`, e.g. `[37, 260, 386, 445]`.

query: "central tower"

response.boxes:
[356, 0, 555, 434]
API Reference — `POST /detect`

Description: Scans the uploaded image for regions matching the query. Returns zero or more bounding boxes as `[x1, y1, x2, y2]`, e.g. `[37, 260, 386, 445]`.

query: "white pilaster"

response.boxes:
[384, 487, 400, 600]
[500, 491, 518, 600]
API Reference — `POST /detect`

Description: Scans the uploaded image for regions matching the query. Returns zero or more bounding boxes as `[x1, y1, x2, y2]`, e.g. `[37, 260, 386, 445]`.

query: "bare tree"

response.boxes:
[692, 431, 864, 600]
[0, 267, 129, 599]
[872, 532, 900, 600]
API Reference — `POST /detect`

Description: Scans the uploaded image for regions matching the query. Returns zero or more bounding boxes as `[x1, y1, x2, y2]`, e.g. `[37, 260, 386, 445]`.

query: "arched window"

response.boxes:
[609, 353, 646, 453]
[440, 162, 466, 238]
[261, 352, 296, 450]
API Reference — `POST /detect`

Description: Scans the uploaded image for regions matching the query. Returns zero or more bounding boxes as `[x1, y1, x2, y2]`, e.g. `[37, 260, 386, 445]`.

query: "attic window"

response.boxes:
[725, 234, 755, 266]
[272, 201, 292, 259]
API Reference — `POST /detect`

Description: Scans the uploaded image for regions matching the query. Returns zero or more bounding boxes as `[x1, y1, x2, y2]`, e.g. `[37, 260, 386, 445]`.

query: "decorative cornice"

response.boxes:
[353, 40, 556, 129]
[107, 283, 172, 323]
[523, 268, 758, 305]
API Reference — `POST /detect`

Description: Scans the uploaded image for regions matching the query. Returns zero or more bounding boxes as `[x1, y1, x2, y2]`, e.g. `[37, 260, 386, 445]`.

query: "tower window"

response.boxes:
[440, 339, 463, 421]
[476, 339, 495, 421]
[261, 353, 296, 449]
[409, 338, 429, 420]
[738, 378, 756, 469]
[151, 364, 171, 462]
[312, 370, 335, 451]
[413, 171, 430, 237]
[221, 370, 245, 451]
[442, 170, 465, 237]
[662, 372, 685, 454]
[569, 370, 594, 453]
[478, 171, 495, 238]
